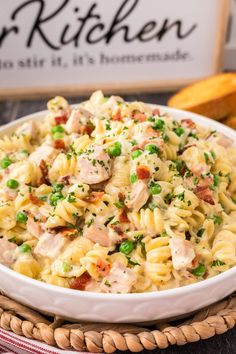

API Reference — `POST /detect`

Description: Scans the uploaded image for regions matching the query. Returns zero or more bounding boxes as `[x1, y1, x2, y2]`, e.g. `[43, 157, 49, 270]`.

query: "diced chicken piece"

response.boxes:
[34, 232, 69, 259]
[182, 146, 208, 175]
[29, 145, 58, 166]
[77, 146, 111, 184]
[27, 216, 42, 239]
[16, 121, 38, 140]
[126, 181, 150, 211]
[169, 237, 196, 270]
[84, 222, 119, 247]
[65, 108, 93, 134]
[100, 262, 136, 293]
[65, 109, 81, 134]
[0, 238, 17, 267]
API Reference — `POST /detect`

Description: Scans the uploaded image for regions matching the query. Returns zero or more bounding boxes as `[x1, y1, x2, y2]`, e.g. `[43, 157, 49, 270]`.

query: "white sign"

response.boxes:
[225, 0, 236, 69]
[0, 0, 229, 98]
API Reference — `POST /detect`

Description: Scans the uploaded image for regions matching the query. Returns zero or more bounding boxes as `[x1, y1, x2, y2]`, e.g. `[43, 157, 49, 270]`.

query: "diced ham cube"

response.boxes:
[169, 237, 195, 270]
[100, 262, 136, 293]
[0, 238, 17, 267]
[77, 146, 111, 184]
[126, 181, 150, 211]
[29, 145, 58, 166]
[34, 232, 69, 259]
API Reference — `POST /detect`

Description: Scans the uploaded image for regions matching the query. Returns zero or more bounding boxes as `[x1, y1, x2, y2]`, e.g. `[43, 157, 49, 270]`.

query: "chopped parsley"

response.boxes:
[212, 215, 222, 225]
[197, 228, 205, 237]
[212, 260, 226, 267]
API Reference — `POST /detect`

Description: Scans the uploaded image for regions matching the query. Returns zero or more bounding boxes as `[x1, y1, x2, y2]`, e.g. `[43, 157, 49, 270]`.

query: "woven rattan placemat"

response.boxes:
[0, 293, 235, 353]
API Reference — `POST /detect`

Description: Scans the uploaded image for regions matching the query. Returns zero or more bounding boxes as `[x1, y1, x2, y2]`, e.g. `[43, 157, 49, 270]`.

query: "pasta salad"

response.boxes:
[0, 91, 236, 293]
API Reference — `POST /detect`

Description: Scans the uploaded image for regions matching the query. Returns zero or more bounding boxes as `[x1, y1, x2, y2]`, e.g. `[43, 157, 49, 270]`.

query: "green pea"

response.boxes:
[130, 173, 138, 184]
[174, 127, 185, 137]
[191, 263, 206, 277]
[6, 179, 19, 189]
[19, 244, 31, 253]
[16, 211, 28, 224]
[108, 142, 122, 157]
[51, 125, 64, 134]
[150, 182, 162, 195]
[131, 150, 142, 159]
[119, 240, 135, 255]
[145, 144, 160, 155]
[53, 132, 64, 140]
[153, 119, 165, 130]
[1, 157, 12, 169]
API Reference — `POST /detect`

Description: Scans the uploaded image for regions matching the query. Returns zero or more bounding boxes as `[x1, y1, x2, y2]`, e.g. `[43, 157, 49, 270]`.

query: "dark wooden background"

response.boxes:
[0, 92, 235, 354]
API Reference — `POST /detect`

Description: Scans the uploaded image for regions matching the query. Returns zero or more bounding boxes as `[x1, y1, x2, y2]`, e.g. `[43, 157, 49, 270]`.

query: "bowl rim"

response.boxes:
[1, 103, 236, 301]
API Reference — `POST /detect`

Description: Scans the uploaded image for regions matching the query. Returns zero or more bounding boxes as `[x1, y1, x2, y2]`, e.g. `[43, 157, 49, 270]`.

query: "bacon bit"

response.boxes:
[136, 165, 150, 180]
[52, 226, 78, 236]
[133, 113, 146, 122]
[181, 119, 196, 130]
[177, 144, 196, 155]
[113, 226, 124, 236]
[70, 272, 92, 290]
[152, 108, 160, 116]
[60, 228, 79, 238]
[194, 185, 215, 205]
[96, 259, 111, 276]
[79, 124, 94, 136]
[84, 191, 104, 203]
[60, 175, 70, 185]
[54, 115, 68, 125]
[191, 256, 199, 269]
[131, 145, 142, 152]
[119, 209, 129, 223]
[112, 109, 122, 121]
[53, 139, 65, 150]
[118, 192, 125, 202]
[39, 160, 50, 185]
[29, 194, 43, 206]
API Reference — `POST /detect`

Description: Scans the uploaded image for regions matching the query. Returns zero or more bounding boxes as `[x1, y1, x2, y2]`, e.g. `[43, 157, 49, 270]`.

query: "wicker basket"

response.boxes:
[0, 293, 235, 353]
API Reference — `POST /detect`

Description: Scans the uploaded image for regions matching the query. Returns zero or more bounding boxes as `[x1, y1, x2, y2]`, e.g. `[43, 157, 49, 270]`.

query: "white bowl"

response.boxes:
[0, 105, 236, 323]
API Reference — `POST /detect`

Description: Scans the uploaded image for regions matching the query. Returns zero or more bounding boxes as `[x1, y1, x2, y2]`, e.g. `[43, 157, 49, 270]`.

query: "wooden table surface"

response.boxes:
[0, 92, 235, 354]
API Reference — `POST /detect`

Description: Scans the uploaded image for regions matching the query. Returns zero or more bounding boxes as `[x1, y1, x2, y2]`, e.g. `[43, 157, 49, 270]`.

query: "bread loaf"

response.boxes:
[168, 73, 236, 120]
[222, 115, 236, 130]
